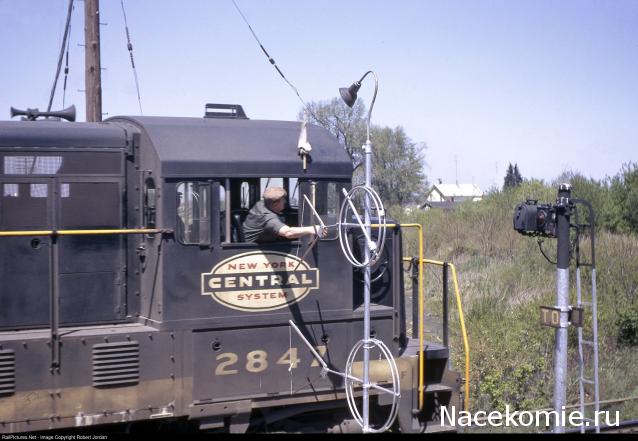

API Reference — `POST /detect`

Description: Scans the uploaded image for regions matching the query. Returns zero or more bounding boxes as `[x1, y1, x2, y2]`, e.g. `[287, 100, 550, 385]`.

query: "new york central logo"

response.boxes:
[201, 251, 320, 312]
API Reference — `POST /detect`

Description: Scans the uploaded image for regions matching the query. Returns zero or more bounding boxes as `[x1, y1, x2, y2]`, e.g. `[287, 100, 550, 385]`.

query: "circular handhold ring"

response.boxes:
[338, 185, 386, 268]
[344, 338, 401, 433]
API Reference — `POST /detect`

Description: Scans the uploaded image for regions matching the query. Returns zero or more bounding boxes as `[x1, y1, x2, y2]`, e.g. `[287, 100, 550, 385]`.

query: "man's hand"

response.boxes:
[314, 225, 327, 239]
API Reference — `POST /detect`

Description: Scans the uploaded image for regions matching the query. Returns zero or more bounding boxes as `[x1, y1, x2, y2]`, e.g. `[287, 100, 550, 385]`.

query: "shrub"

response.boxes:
[617, 303, 638, 346]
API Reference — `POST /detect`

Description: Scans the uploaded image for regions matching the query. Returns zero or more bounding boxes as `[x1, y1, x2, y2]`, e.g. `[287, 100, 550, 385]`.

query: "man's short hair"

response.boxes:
[263, 187, 287, 209]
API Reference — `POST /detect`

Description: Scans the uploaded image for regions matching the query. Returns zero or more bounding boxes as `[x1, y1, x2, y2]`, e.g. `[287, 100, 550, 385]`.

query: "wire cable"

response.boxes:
[537, 238, 557, 265]
[230, 0, 343, 135]
[231, 0, 306, 107]
[47, 0, 74, 112]
[62, 11, 73, 108]
[121, 0, 143, 115]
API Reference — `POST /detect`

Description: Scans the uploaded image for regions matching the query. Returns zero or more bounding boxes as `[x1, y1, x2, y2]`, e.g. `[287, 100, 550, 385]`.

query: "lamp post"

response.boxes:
[339, 70, 378, 432]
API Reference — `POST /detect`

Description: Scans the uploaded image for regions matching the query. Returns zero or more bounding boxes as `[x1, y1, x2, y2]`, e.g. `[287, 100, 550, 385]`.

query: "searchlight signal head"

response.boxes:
[513, 199, 557, 237]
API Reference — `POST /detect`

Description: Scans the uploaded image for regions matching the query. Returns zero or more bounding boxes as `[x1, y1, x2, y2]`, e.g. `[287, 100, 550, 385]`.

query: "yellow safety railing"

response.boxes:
[384, 223, 426, 410]
[421, 259, 470, 412]
[380, 222, 468, 412]
[0, 228, 168, 237]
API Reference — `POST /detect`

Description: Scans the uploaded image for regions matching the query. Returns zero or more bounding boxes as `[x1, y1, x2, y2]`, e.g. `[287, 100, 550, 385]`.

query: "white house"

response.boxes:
[421, 183, 483, 209]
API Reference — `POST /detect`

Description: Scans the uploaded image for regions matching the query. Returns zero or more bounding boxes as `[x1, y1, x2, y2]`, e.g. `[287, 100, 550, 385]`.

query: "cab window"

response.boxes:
[223, 177, 299, 244]
[176, 182, 211, 245]
[302, 181, 345, 241]
[219, 178, 347, 244]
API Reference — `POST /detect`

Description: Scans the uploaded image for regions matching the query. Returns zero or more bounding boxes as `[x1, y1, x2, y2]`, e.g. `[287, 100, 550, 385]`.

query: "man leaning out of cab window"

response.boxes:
[243, 187, 326, 243]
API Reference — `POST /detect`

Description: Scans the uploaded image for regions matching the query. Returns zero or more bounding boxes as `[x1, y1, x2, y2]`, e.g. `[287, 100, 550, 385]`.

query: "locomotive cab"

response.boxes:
[110, 115, 369, 329]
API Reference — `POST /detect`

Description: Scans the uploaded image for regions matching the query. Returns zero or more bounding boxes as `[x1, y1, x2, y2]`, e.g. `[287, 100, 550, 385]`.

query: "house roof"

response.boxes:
[430, 183, 483, 198]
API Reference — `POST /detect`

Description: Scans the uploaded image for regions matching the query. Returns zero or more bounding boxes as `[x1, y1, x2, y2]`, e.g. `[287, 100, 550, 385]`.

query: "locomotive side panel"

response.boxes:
[0, 123, 130, 330]
[192, 321, 352, 402]
[0, 337, 52, 431]
[115, 121, 165, 326]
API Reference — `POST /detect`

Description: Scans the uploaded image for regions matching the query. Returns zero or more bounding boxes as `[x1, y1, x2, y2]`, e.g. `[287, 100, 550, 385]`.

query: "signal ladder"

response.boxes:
[573, 200, 600, 433]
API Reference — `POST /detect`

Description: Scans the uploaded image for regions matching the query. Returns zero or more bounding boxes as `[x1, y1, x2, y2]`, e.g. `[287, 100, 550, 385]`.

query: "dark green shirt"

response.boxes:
[242, 200, 287, 243]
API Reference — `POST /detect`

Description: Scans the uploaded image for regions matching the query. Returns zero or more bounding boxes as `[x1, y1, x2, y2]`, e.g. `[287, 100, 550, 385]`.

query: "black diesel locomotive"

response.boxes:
[0, 105, 459, 433]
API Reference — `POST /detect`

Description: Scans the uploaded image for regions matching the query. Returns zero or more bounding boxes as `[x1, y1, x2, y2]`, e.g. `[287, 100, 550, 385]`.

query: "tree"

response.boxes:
[300, 98, 367, 167]
[503, 163, 514, 189]
[503, 162, 523, 190]
[553, 170, 608, 231]
[301, 99, 428, 206]
[368, 125, 428, 206]
[513, 164, 523, 186]
[603, 162, 638, 235]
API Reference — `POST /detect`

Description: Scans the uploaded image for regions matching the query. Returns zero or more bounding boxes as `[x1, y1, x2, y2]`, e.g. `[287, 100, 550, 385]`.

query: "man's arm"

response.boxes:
[278, 224, 326, 240]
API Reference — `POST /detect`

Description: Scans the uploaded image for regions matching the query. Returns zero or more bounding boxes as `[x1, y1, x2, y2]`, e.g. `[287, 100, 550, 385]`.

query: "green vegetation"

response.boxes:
[395, 171, 638, 432]
[503, 162, 523, 190]
[301, 99, 429, 205]
[302, 97, 638, 430]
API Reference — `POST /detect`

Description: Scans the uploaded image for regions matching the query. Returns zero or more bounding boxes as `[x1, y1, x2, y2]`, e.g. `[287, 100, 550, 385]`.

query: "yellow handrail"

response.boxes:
[381, 224, 425, 409]
[421, 259, 470, 412]
[387, 223, 425, 410]
[0, 228, 168, 237]
[389, 219, 470, 411]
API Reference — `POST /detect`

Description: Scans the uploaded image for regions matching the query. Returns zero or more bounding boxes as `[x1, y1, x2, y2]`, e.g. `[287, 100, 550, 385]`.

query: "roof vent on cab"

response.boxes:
[204, 103, 248, 119]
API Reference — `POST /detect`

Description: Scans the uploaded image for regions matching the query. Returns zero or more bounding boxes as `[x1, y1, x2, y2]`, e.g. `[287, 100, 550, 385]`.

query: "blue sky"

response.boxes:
[1, 0, 636, 193]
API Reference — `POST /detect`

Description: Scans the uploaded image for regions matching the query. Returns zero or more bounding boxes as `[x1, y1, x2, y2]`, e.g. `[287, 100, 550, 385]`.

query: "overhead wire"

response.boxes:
[62, 7, 73, 108]
[121, 0, 143, 115]
[230, 0, 307, 108]
[229, 0, 341, 135]
[48, 0, 74, 112]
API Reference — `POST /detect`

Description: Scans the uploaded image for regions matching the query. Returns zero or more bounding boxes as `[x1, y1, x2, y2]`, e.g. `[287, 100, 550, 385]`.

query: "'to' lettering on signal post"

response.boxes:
[540, 306, 585, 328]
[540, 306, 562, 328]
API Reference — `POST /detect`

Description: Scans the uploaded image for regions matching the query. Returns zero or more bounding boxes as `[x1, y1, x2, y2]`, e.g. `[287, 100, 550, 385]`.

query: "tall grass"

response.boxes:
[395, 180, 638, 431]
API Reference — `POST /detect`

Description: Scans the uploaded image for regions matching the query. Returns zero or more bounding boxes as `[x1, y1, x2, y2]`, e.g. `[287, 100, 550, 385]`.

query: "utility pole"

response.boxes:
[553, 183, 572, 433]
[84, 0, 102, 122]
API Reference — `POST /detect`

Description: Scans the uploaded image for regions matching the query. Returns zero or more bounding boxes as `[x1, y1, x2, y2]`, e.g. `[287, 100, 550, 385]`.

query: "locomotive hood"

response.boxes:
[0, 119, 127, 149]
[108, 116, 353, 179]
